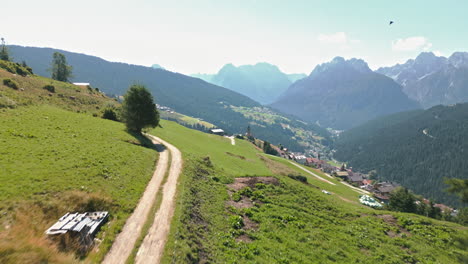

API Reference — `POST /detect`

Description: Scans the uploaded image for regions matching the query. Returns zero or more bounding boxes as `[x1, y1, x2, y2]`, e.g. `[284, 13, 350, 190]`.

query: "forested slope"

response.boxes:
[335, 103, 468, 206]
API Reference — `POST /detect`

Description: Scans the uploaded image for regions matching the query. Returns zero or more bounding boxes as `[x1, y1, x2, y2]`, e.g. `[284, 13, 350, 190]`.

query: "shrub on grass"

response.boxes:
[239, 187, 253, 197]
[252, 190, 265, 201]
[229, 215, 244, 229]
[232, 192, 241, 202]
[288, 174, 308, 183]
[43, 84, 55, 93]
[0, 60, 33, 76]
[3, 78, 19, 90]
[102, 108, 119, 121]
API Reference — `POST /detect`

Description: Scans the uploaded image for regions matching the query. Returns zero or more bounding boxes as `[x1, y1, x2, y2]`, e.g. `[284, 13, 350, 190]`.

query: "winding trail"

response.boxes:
[103, 134, 182, 264]
[135, 134, 183, 264]
[103, 139, 169, 264]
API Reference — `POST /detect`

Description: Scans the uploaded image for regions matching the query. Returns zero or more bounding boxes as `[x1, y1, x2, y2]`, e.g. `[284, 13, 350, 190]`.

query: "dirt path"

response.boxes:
[102, 140, 169, 264]
[135, 134, 183, 264]
[288, 161, 336, 185]
[341, 181, 370, 194]
[225, 135, 235, 145]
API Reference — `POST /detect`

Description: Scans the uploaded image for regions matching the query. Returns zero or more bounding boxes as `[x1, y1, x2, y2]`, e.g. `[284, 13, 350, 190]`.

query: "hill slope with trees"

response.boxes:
[8, 46, 328, 151]
[334, 103, 468, 206]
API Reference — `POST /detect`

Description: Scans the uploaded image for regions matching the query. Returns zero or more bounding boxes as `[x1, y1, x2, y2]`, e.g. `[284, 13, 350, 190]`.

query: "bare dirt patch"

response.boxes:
[227, 176, 279, 191]
[243, 216, 258, 230]
[376, 214, 411, 237]
[226, 197, 254, 209]
[236, 234, 252, 243]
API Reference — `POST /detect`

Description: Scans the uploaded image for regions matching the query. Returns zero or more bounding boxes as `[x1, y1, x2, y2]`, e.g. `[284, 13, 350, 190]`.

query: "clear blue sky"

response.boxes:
[2, 0, 467, 74]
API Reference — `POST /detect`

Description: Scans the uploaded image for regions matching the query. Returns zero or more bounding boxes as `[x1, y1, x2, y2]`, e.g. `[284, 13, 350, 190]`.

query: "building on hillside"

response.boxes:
[321, 163, 336, 174]
[373, 182, 400, 202]
[335, 171, 349, 180]
[295, 155, 307, 164]
[305, 158, 326, 168]
[360, 179, 374, 191]
[348, 173, 364, 186]
[362, 179, 373, 185]
[73, 82, 90, 86]
[209, 128, 225, 136]
[434, 204, 453, 213]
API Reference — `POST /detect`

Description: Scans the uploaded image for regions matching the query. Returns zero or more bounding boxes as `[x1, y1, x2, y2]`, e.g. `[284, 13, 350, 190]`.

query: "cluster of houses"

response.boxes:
[297, 156, 402, 203]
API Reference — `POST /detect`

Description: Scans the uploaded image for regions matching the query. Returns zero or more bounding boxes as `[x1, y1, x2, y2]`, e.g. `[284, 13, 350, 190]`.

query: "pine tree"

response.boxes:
[50, 52, 73, 82]
[0, 38, 10, 61]
[121, 84, 160, 133]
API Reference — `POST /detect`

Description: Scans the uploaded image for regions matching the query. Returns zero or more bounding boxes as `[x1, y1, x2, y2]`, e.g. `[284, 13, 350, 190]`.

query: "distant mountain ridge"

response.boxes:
[191, 63, 305, 105]
[377, 51, 468, 108]
[335, 103, 468, 206]
[271, 57, 420, 130]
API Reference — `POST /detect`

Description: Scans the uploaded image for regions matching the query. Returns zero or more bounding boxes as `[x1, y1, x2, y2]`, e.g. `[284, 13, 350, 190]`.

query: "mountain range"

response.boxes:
[334, 103, 468, 206]
[271, 57, 420, 130]
[191, 63, 305, 104]
[377, 52, 468, 108]
[8, 45, 329, 151]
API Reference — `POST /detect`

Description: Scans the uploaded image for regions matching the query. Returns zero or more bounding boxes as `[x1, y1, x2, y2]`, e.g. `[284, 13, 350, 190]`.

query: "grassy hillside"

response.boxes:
[335, 103, 468, 206]
[151, 121, 468, 264]
[0, 68, 117, 114]
[0, 69, 159, 263]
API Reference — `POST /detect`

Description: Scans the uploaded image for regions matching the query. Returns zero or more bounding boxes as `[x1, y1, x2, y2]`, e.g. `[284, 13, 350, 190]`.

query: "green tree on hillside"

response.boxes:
[50, 52, 73, 82]
[388, 187, 417, 213]
[263, 141, 278, 156]
[445, 178, 468, 204]
[121, 84, 159, 133]
[0, 37, 10, 61]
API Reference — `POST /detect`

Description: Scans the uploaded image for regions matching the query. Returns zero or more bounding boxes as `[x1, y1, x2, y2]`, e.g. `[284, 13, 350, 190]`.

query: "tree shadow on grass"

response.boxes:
[126, 131, 166, 153]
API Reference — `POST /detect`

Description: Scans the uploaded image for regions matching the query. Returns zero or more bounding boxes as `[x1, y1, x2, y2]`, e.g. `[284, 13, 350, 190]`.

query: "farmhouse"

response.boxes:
[335, 171, 349, 180]
[209, 128, 225, 136]
[73, 82, 90, 86]
[348, 172, 364, 185]
[374, 182, 400, 202]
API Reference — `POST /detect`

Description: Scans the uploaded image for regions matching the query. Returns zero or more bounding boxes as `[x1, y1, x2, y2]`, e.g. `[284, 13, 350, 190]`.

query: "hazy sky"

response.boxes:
[2, 0, 467, 74]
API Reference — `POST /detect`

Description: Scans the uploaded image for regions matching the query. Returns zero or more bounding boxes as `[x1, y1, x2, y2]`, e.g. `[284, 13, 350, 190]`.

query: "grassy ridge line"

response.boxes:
[0, 105, 158, 263]
[0, 68, 116, 114]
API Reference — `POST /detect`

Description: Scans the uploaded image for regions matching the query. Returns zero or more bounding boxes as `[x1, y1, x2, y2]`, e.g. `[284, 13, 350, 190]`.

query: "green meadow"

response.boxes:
[0, 105, 158, 263]
[152, 121, 468, 264]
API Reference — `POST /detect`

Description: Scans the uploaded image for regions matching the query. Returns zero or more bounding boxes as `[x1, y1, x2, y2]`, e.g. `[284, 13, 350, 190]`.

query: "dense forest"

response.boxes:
[8, 45, 329, 151]
[335, 103, 468, 206]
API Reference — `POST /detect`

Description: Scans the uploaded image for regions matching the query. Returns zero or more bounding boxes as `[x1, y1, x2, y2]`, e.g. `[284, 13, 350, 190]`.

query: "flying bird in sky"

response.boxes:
[389, 21, 394, 25]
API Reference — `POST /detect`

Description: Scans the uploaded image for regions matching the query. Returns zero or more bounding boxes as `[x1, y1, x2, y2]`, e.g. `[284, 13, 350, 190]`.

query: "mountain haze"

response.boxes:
[271, 57, 420, 130]
[192, 63, 303, 105]
[377, 51, 468, 108]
